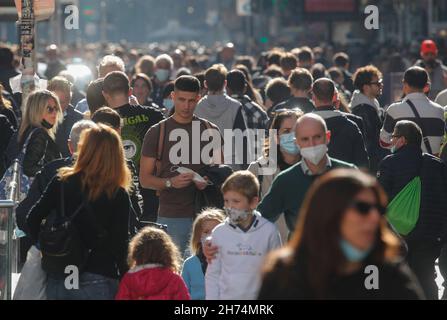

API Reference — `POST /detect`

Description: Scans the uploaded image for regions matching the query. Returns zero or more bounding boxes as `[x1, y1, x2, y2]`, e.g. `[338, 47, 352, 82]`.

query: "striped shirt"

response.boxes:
[380, 93, 445, 155]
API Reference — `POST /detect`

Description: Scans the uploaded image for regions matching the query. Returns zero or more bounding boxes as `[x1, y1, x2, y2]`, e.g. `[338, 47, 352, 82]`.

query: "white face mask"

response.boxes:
[300, 144, 328, 165]
[224, 207, 252, 225]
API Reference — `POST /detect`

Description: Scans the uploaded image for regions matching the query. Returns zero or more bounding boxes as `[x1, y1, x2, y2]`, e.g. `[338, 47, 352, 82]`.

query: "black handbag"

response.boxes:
[39, 182, 89, 274]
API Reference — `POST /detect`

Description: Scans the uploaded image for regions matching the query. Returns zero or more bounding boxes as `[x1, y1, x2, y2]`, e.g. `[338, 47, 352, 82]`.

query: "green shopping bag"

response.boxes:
[386, 177, 421, 236]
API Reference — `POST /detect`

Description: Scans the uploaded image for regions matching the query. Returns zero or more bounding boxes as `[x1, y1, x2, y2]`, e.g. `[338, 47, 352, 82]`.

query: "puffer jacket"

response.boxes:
[378, 144, 447, 243]
[116, 265, 191, 300]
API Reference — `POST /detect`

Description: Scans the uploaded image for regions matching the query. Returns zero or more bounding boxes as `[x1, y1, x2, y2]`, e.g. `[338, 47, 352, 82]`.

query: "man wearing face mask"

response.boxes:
[203, 114, 356, 262]
[414, 40, 447, 100]
[257, 113, 356, 234]
[377, 120, 447, 300]
[151, 54, 174, 108]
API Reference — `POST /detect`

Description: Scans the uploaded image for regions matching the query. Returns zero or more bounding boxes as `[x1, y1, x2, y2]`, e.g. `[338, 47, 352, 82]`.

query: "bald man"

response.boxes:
[258, 113, 357, 234]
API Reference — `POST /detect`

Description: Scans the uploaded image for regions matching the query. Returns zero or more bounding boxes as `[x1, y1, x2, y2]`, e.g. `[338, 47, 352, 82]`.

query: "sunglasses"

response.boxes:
[46, 106, 58, 114]
[350, 201, 386, 216]
[369, 79, 384, 86]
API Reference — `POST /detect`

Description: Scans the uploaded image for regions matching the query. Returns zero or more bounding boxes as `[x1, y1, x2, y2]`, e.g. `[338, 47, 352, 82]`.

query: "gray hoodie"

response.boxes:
[195, 94, 243, 134]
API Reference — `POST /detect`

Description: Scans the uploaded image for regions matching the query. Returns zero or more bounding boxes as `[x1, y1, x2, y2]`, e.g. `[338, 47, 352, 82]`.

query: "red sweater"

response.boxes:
[115, 265, 191, 300]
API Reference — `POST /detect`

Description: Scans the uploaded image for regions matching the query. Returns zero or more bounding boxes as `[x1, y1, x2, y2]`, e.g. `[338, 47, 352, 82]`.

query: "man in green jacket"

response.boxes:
[258, 113, 357, 233]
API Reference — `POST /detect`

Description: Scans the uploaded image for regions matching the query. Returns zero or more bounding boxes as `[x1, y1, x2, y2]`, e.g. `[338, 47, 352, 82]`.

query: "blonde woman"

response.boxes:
[19, 90, 62, 177]
[27, 124, 132, 300]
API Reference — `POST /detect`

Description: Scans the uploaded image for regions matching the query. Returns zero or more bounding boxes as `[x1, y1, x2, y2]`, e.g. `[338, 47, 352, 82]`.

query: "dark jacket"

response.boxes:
[378, 145, 447, 243]
[16, 158, 72, 234]
[0, 66, 20, 94]
[0, 106, 18, 130]
[272, 96, 316, 114]
[352, 103, 384, 173]
[21, 127, 61, 177]
[27, 174, 131, 279]
[258, 252, 424, 300]
[56, 105, 84, 158]
[342, 69, 355, 93]
[17, 157, 143, 238]
[314, 106, 369, 168]
[0, 114, 14, 177]
[343, 112, 366, 140]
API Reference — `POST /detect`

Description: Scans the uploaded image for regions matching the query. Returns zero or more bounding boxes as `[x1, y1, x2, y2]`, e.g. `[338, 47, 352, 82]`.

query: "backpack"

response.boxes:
[39, 182, 91, 274]
[0, 128, 42, 202]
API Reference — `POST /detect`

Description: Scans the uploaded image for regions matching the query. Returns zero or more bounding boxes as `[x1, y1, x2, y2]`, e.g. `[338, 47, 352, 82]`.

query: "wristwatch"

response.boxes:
[165, 178, 172, 189]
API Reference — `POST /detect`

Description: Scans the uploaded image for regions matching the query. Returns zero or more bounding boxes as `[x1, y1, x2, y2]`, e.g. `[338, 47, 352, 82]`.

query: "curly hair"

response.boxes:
[127, 226, 182, 273]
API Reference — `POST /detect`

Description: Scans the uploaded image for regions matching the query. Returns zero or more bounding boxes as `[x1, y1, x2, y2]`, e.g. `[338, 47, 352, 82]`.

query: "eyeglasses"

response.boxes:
[369, 79, 383, 87]
[350, 201, 386, 216]
[46, 106, 58, 114]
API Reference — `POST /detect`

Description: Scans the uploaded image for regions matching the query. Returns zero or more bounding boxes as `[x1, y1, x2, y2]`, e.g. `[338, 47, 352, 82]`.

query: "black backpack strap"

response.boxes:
[407, 100, 433, 154]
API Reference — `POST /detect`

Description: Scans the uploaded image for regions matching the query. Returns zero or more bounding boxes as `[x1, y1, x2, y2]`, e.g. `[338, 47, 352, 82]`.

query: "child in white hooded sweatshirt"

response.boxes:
[205, 171, 282, 300]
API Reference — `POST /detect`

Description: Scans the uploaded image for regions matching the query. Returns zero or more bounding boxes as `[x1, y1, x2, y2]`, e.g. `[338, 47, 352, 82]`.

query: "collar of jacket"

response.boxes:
[316, 105, 336, 111]
[128, 263, 164, 274]
[396, 144, 422, 156]
[314, 106, 342, 120]
[403, 92, 429, 102]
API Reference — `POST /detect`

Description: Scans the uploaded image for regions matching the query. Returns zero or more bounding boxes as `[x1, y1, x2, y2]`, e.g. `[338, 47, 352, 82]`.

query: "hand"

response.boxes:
[203, 239, 219, 264]
[129, 95, 139, 106]
[170, 173, 193, 189]
[194, 176, 209, 191]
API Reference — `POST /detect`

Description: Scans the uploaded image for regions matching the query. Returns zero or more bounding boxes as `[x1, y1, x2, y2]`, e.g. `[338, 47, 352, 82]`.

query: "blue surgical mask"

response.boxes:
[280, 133, 300, 156]
[163, 99, 174, 110]
[155, 69, 170, 82]
[340, 239, 372, 263]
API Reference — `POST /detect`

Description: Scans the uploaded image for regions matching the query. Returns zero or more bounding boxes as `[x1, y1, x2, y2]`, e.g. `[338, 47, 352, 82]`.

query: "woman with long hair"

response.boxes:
[19, 90, 62, 177]
[248, 110, 303, 243]
[27, 124, 132, 300]
[258, 169, 424, 299]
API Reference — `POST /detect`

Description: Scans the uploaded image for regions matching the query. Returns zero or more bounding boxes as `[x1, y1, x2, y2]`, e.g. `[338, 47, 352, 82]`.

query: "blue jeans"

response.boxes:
[46, 272, 119, 300]
[157, 217, 193, 257]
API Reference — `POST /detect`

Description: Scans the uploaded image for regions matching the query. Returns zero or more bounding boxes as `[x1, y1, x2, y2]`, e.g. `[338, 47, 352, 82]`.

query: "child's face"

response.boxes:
[223, 191, 258, 212]
[201, 219, 221, 240]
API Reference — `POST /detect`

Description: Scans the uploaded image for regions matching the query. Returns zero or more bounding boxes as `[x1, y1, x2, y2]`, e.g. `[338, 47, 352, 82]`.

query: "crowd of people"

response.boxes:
[1, 37, 447, 300]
